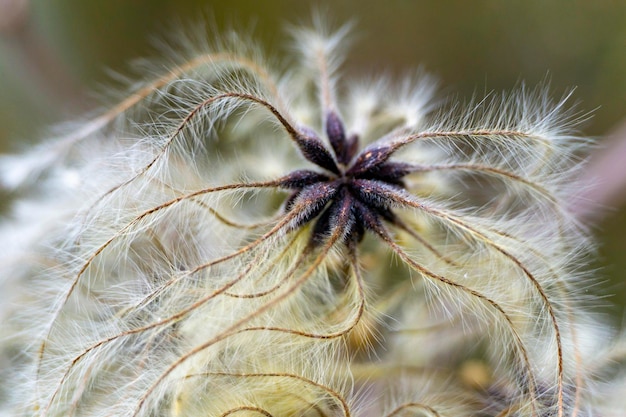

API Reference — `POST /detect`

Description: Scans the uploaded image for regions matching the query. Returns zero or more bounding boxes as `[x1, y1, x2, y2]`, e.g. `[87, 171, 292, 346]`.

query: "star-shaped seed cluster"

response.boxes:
[280, 111, 417, 247]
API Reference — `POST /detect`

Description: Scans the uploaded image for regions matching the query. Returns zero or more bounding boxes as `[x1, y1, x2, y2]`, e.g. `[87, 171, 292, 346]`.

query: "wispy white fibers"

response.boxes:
[0, 16, 624, 417]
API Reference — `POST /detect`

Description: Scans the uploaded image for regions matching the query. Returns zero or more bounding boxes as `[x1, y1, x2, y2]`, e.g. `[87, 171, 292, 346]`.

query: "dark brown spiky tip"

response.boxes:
[282, 111, 416, 247]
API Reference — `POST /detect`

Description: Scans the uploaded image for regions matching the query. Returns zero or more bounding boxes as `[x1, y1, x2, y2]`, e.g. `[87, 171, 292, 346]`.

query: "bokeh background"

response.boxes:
[1, 0, 625, 314]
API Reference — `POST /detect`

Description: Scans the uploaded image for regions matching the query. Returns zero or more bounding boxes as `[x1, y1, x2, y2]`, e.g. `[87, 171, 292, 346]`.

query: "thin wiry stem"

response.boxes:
[406, 163, 559, 204]
[241, 251, 365, 340]
[386, 402, 442, 417]
[120, 192, 327, 321]
[46, 50, 285, 158]
[404, 161, 572, 241]
[185, 372, 351, 417]
[155, 177, 277, 229]
[379, 129, 552, 158]
[48, 208, 314, 414]
[224, 230, 306, 298]
[46, 227, 283, 415]
[488, 225, 585, 416]
[222, 233, 365, 336]
[370, 221, 540, 416]
[116, 216, 292, 321]
[317, 247, 367, 332]
[417, 206, 565, 415]
[434, 197, 584, 414]
[373, 185, 567, 415]
[84, 91, 299, 215]
[388, 215, 461, 267]
[203, 204, 275, 230]
[36, 178, 292, 406]
[220, 406, 274, 417]
[132, 199, 354, 416]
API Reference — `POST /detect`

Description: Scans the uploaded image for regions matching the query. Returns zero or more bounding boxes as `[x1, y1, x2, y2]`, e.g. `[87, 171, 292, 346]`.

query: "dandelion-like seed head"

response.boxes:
[0, 15, 624, 417]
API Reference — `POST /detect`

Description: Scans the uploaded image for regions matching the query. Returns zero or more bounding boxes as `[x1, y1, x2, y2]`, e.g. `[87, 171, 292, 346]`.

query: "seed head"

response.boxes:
[0, 16, 624, 417]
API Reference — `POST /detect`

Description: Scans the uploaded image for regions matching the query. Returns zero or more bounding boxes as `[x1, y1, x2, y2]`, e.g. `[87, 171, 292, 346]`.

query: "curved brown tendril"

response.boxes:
[386, 402, 441, 417]
[220, 406, 274, 417]
[48, 203, 313, 414]
[389, 215, 460, 267]
[166, 182, 276, 229]
[38, 179, 296, 414]
[480, 224, 584, 416]
[369, 221, 540, 416]
[58, 51, 284, 152]
[116, 211, 299, 324]
[111, 51, 284, 116]
[238, 250, 365, 340]
[417, 207, 564, 416]
[45, 225, 293, 415]
[312, 248, 367, 335]
[204, 205, 274, 230]
[404, 160, 572, 240]
[372, 185, 566, 416]
[355, 129, 550, 173]
[393, 191, 578, 406]
[407, 163, 558, 204]
[84, 91, 300, 216]
[401, 128, 551, 148]
[124, 187, 332, 316]
[135, 176, 276, 233]
[132, 199, 354, 416]
[224, 230, 306, 298]
[185, 372, 351, 417]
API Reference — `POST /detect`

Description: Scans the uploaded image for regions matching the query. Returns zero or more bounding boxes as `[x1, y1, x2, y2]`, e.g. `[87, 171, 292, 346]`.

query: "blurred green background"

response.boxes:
[1, 0, 625, 313]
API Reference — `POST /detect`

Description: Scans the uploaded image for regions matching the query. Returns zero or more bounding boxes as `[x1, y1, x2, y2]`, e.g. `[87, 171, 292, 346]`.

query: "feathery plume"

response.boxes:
[0, 16, 623, 417]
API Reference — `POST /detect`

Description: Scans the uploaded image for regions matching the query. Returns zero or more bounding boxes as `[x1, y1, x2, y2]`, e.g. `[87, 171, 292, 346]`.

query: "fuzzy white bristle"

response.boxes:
[0, 16, 623, 417]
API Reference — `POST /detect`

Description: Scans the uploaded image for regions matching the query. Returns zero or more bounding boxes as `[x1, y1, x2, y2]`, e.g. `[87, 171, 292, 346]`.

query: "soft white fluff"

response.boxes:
[0, 16, 622, 417]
